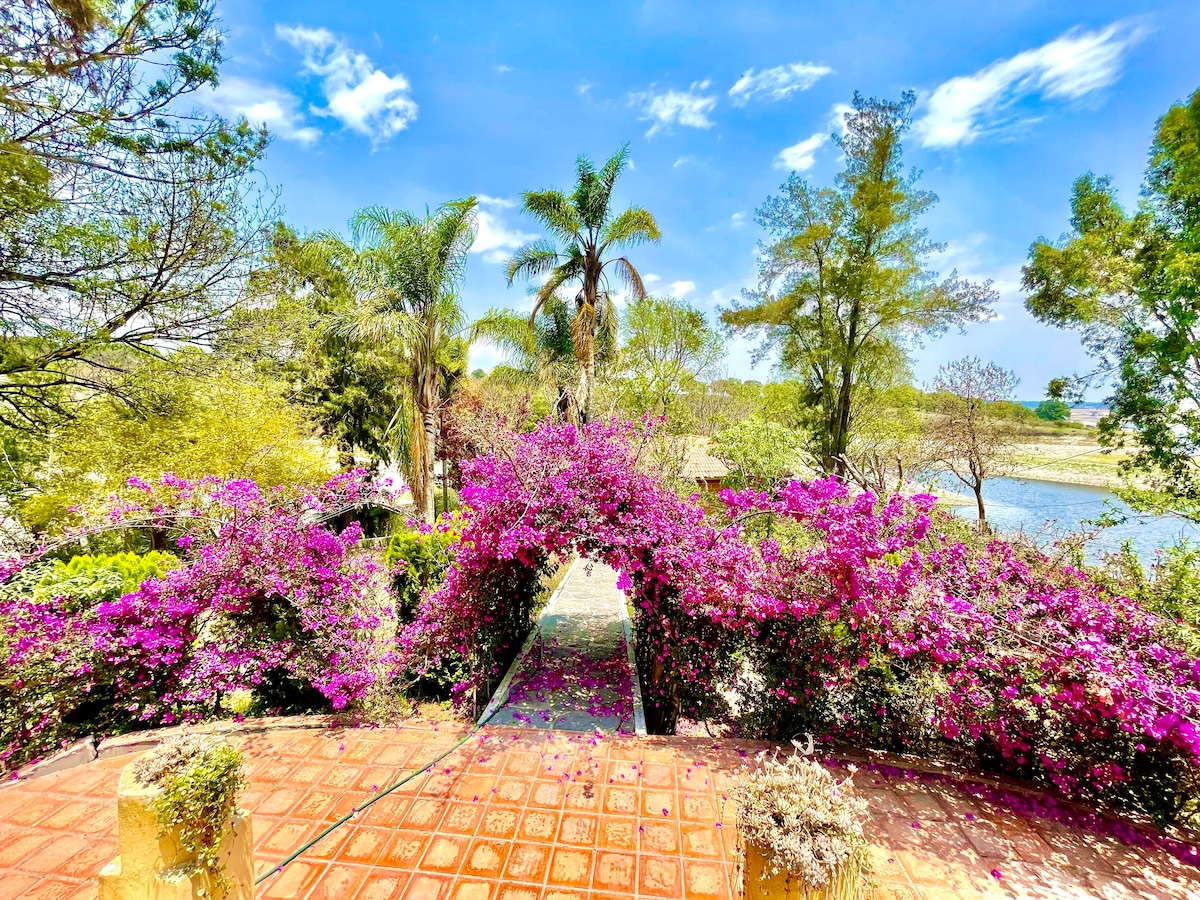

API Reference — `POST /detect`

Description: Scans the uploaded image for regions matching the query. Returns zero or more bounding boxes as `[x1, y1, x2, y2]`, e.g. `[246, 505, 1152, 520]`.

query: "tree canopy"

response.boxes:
[0, 0, 269, 429]
[722, 92, 995, 477]
[1024, 87, 1200, 522]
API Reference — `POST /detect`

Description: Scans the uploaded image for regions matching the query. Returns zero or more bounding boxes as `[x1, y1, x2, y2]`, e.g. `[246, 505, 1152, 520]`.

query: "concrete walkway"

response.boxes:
[482, 559, 645, 734]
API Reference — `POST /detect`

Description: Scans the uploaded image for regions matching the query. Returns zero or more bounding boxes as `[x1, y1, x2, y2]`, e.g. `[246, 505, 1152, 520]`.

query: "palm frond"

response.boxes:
[521, 190, 582, 244]
[505, 240, 560, 285]
[605, 256, 650, 300]
[600, 206, 661, 252]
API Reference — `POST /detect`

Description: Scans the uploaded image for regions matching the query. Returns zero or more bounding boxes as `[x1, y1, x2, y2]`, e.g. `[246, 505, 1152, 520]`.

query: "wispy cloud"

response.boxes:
[916, 20, 1148, 148]
[828, 102, 854, 137]
[629, 80, 717, 137]
[669, 280, 696, 298]
[472, 196, 538, 265]
[196, 76, 321, 145]
[277, 24, 418, 144]
[730, 211, 748, 228]
[495, 64, 513, 74]
[577, 82, 593, 96]
[729, 62, 832, 106]
[775, 133, 827, 171]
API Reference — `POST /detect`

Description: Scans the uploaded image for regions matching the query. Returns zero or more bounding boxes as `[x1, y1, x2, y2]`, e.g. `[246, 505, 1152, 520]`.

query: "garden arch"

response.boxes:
[403, 420, 753, 733]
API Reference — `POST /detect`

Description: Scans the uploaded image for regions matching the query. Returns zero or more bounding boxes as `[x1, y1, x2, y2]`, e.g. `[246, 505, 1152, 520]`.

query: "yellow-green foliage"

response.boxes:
[0, 552, 178, 614]
[21, 374, 335, 532]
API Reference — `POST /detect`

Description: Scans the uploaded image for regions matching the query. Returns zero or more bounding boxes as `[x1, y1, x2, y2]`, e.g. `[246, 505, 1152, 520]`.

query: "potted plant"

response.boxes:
[732, 752, 869, 900]
[99, 732, 254, 900]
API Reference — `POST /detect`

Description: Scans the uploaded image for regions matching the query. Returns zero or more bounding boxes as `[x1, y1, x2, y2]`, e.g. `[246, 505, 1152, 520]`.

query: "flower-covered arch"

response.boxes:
[400, 419, 755, 732]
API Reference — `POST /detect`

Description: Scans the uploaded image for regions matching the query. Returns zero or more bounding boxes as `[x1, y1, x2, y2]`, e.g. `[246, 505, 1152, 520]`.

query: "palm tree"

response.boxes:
[331, 199, 477, 523]
[505, 145, 660, 422]
[473, 290, 619, 422]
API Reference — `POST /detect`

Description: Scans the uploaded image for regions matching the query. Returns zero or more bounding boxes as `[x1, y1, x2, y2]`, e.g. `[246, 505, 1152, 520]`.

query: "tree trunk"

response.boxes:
[578, 352, 594, 425]
[974, 482, 988, 532]
[421, 404, 437, 524]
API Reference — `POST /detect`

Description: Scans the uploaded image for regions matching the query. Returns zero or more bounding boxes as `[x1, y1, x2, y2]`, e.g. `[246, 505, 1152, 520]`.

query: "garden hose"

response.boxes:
[253, 621, 556, 888]
[255, 703, 505, 886]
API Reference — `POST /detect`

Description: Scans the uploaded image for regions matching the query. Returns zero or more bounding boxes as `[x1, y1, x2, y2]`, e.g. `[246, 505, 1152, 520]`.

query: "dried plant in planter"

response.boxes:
[133, 732, 246, 889]
[732, 752, 869, 898]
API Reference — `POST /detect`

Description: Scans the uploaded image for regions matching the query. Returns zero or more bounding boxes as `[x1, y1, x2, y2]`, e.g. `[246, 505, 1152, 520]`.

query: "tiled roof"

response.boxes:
[679, 438, 729, 481]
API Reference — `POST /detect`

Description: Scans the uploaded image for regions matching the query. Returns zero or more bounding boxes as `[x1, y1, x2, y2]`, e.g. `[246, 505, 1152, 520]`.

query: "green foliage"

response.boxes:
[136, 736, 245, 889]
[617, 296, 724, 429]
[722, 93, 995, 476]
[16, 367, 334, 534]
[472, 292, 617, 421]
[384, 527, 457, 622]
[225, 223, 408, 469]
[1098, 541, 1200, 656]
[0, 0, 269, 429]
[711, 417, 804, 491]
[1036, 399, 1071, 421]
[1, 553, 178, 615]
[1024, 86, 1200, 522]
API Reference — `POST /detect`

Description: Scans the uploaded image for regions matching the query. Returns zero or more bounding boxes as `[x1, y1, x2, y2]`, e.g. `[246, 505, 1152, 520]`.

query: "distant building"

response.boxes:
[679, 438, 729, 492]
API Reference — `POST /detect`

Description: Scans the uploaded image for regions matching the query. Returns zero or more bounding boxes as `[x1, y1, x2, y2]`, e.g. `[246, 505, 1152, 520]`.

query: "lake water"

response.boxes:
[935, 475, 1199, 566]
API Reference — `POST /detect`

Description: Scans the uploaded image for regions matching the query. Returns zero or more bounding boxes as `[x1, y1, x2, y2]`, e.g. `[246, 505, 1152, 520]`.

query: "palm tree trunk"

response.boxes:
[421, 404, 437, 523]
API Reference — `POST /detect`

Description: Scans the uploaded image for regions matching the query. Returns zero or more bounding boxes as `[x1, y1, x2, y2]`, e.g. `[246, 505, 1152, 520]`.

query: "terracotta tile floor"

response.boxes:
[1, 722, 1198, 899]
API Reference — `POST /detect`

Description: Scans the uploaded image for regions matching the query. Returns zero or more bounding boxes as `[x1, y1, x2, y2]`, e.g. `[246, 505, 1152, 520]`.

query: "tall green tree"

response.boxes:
[505, 145, 660, 422]
[221, 224, 407, 469]
[619, 295, 724, 426]
[722, 93, 995, 477]
[1023, 87, 1200, 522]
[0, 0, 268, 429]
[334, 201, 478, 523]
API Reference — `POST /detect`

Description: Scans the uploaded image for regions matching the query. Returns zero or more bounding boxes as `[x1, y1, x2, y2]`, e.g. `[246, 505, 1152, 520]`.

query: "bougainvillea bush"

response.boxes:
[1, 472, 393, 772]
[725, 480, 1200, 825]
[398, 419, 755, 727]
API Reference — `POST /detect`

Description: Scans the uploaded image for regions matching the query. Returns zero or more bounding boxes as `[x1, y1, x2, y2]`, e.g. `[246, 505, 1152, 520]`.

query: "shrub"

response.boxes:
[726, 480, 1200, 825]
[1, 472, 394, 772]
[0, 552, 178, 614]
[384, 526, 457, 623]
[134, 733, 245, 889]
[1036, 399, 1072, 421]
[733, 753, 868, 894]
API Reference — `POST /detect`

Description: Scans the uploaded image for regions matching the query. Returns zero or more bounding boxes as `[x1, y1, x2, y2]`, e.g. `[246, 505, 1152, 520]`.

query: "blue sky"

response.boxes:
[202, 1, 1200, 400]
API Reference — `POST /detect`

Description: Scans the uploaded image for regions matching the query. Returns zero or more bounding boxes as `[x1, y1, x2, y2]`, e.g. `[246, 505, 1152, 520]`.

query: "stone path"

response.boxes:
[483, 559, 644, 734]
[2, 722, 1198, 900]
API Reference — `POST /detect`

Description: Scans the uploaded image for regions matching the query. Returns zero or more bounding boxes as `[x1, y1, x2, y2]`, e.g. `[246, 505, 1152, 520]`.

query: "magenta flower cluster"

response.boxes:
[2, 472, 392, 771]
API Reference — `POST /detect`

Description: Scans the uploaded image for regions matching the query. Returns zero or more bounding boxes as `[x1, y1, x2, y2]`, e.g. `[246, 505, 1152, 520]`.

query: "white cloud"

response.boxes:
[277, 24, 418, 143]
[729, 62, 832, 106]
[471, 196, 538, 265]
[730, 211, 748, 228]
[629, 80, 717, 137]
[775, 132, 827, 171]
[496, 65, 513, 74]
[577, 82, 593, 96]
[916, 20, 1147, 148]
[828, 102, 854, 137]
[643, 273, 662, 285]
[196, 76, 321, 145]
[669, 280, 696, 298]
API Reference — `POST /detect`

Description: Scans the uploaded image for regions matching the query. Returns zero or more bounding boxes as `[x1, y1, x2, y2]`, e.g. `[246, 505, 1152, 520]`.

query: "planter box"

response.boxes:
[743, 844, 862, 900]
[99, 763, 254, 900]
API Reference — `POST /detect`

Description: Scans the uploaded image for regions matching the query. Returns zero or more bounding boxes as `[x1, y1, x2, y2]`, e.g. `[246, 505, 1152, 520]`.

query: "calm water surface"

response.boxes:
[935, 475, 1199, 566]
